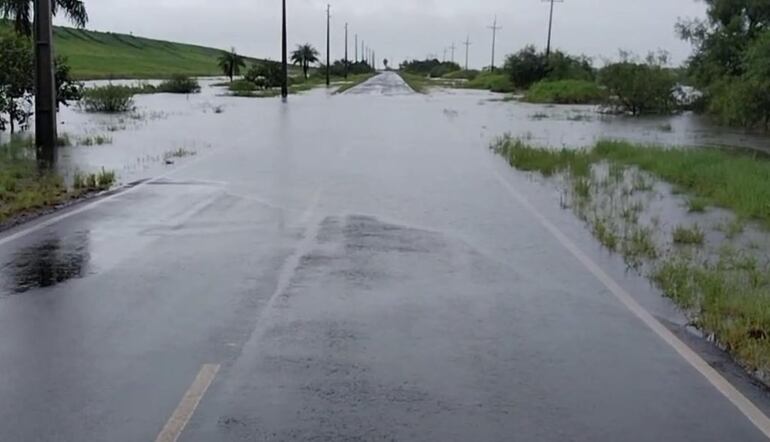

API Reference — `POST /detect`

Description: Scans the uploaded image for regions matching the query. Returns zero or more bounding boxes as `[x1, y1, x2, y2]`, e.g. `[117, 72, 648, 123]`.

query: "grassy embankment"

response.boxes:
[0, 22, 264, 80]
[524, 80, 607, 104]
[0, 139, 116, 224]
[491, 136, 770, 377]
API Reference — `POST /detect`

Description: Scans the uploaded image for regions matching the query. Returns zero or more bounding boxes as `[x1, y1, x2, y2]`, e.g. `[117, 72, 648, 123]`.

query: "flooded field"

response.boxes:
[2, 78, 769, 186]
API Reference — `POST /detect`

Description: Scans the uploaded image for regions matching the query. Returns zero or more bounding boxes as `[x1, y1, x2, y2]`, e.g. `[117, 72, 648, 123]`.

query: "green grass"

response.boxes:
[525, 80, 607, 104]
[672, 224, 706, 245]
[491, 135, 770, 375]
[0, 23, 265, 80]
[0, 138, 117, 223]
[493, 136, 770, 229]
[465, 71, 515, 93]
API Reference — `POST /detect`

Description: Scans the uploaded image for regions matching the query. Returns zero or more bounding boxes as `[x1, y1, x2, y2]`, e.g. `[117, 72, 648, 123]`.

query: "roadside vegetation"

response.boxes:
[525, 79, 606, 104]
[0, 138, 116, 224]
[491, 135, 770, 378]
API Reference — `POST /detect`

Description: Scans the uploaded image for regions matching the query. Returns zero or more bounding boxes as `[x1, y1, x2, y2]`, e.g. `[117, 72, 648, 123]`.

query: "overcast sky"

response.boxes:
[58, 0, 708, 68]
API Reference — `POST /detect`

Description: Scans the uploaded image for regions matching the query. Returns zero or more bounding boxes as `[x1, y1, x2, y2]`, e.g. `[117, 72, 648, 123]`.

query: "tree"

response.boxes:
[599, 52, 677, 116]
[503, 45, 547, 89]
[0, 0, 88, 36]
[218, 48, 246, 82]
[244, 62, 283, 89]
[291, 43, 320, 79]
[55, 56, 82, 109]
[678, 0, 770, 126]
[0, 30, 33, 133]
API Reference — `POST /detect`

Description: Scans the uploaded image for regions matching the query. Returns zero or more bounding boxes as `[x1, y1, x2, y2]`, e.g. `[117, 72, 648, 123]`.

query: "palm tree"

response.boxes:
[291, 43, 319, 79]
[218, 48, 246, 82]
[0, 0, 88, 36]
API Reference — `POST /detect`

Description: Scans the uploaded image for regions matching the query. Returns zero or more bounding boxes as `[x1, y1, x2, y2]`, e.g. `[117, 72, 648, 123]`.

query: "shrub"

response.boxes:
[504, 45, 547, 88]
[525, 80, 607, 104]
[157, 75, 200, 94]
[599, 55, 677, 115]
[245, 62, 283, 88]
[81, 85, 135, 113]
[400, 59, 461, 76]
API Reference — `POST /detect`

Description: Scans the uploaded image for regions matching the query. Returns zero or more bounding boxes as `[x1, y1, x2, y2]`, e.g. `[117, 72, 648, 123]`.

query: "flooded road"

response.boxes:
[0, 74, 769, 441]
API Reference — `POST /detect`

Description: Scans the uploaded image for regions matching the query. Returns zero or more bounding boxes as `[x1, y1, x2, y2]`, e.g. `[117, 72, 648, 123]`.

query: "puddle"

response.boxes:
[2, 231, 91, 294]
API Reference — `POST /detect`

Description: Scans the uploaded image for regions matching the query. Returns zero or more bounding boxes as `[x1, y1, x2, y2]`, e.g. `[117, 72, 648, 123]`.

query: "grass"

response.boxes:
[3, 24, 265, 80]
[72, 168, 117, 191]
[464, 71, 515, 93]
[525, 80, 607, 104]
[78, 135, 112, 146]
[81, 85, 135, 113]
[494, 137, 770, 229]
[688, 197, 709, 213]
[491, 134, 770, 377]
[673, 224, 706, 245]
[163, 148, 196, 160]
[0, 138, 116, 223]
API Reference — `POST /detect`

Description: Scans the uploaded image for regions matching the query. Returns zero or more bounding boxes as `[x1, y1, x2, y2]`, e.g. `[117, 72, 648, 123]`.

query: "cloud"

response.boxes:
[57, 0, 708, 67]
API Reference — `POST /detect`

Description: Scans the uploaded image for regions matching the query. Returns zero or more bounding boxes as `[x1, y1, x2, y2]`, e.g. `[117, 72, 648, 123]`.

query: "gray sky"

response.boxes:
[58, 0, 708, 68]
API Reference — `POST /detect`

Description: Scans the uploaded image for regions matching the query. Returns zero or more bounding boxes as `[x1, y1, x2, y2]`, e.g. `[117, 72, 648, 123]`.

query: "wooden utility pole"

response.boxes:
[344, 22, 349, 79]
[463, 35, 472, 71]
[34, 0, 57, 170]
[488, 15, 502, 71]
[544, 0, 564, 58]
[281, 0, 288, 98]
[326, 4, 331, 86]
[354, 34, 358, 62]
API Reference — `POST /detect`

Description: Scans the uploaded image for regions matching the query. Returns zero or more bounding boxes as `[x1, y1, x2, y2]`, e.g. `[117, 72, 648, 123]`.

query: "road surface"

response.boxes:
[0, 72, 769, 441]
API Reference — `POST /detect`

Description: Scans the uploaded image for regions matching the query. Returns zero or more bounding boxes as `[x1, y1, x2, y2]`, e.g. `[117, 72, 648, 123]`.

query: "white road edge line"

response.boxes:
[0, 152, 211, 248]
[155, 363, 220, 442]
[493, 170, 770, 439]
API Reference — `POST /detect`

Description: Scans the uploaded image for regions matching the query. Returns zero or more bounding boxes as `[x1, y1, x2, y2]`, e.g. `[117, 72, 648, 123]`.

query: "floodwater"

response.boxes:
[2, 75, 769, 185]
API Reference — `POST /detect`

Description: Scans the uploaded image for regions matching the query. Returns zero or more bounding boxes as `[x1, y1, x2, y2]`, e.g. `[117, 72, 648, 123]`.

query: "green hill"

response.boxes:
[0, 21, 263, 80]
[52, 26, 264, 80]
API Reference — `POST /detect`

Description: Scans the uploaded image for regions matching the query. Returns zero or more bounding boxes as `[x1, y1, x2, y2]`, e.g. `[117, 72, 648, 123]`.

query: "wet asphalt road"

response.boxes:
[0, 72, 769, 441]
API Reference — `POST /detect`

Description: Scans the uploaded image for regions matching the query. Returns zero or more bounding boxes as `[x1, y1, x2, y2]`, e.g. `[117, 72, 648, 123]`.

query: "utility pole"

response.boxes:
[443, 48, 447, 62]
[281, 0, 288, 98]
[450, 42, 457, 63]
[544, 0, 563, 58]
[34, 0, 57, 170]
[354, 34, 358, 62]
[344, 22, 349, 79]
[488, 15, 502, 71]
[362, 40, 365, 65]
[463, 35, 472, 71]
[373, 51, 376, 70]
[326, 4, 331, 86]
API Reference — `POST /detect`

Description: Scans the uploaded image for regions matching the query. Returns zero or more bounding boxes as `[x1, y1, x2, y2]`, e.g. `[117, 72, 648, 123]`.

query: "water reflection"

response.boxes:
[3, 231, 91, 294]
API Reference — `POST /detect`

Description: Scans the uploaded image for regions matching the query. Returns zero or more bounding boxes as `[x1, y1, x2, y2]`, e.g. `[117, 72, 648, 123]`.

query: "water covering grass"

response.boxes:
[0, 139, 116, 224]
[490, 135, 770, 379]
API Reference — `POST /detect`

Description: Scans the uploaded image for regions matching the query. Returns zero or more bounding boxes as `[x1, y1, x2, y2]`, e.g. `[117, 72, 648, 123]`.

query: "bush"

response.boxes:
[157, 75, 200, 94]
[599, 56, 677, 115]
[245, 62, 283, 88]
[466, 71, 514, 93]
[504, 45, 547, 88]
[81, 85, 135, 113]
[400, 59, 461, 76]
[525, 80, 607, 104]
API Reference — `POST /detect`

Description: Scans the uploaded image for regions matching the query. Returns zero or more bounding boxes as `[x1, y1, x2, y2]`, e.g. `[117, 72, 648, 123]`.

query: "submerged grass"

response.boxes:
[491, 134, 770, 376]
[0, 138, 117, 223]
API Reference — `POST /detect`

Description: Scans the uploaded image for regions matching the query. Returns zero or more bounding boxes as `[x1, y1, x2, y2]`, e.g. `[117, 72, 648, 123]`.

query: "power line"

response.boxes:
[463, 35, 472, 71]
[488, 15, 502, 71]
